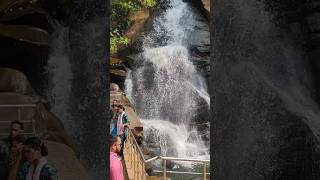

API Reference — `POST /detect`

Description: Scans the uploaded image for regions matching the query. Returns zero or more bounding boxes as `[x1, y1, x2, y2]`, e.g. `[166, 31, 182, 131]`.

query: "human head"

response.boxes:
[10, 121, 24, 138]
[23, 137, 48, 163]
[117, 105, 125, 112]
[112, 105, 118, 113]
[110, 136, 121, 153]
[112, 99, 118, 106]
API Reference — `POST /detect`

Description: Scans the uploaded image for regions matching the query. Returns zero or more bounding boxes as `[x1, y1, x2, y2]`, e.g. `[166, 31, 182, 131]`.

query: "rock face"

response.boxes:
[68, 0, 108, 177]
[212, 0, 320, 179]
[116, 8, 152, 56]
[0, 68, 90, 179]
[47, 141, 90, 180]
[0, 68, 34, 95]
[125, 8, 150, 47]
[0, 93, 75, 149]
[0, 0, 71, 96]
[0, 68, 74, 147]
[110, 57, 127, 90]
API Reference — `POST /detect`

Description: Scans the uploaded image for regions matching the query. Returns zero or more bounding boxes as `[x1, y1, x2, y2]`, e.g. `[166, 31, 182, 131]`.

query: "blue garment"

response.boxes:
[110, 119, 117, 137]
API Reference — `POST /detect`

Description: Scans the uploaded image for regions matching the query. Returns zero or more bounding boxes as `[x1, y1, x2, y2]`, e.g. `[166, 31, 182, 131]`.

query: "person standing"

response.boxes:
[8, 137, 59, 180]
[116, 105, 129, 155]
[110, 136, 124, 180]
[110, 105, 119, 137]
[0, 121, 25, 179]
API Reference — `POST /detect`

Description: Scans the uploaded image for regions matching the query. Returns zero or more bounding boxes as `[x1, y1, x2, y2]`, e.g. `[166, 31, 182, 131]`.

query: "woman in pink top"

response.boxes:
[110, 136, 124, 180]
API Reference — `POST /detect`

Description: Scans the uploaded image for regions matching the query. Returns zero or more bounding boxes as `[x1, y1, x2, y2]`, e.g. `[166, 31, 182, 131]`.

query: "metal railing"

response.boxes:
[0, 104, 37, 137]
[123, 129, 210, 180]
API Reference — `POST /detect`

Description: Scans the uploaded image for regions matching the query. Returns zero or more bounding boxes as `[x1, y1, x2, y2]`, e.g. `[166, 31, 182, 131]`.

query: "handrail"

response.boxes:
[125, 129, 210, 179]
[0, 104, 36, 107]
[0, 104, 37, 137]
[128, 129, 210, 164]
[147, 156, 210, 163]
[152, 170, 210, 175]
[129, 129, 147, 161]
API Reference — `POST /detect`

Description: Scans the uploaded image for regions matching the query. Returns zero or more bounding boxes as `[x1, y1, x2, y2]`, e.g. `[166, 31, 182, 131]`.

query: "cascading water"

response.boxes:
[125, 0, 210, 164]
[46, 27, 76, 135]
[47, 18, 108, 178]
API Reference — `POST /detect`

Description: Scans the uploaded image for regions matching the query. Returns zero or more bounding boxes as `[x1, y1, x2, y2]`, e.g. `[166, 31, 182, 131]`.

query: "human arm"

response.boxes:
[122, 114, 130, 128]
[7, 150, 23, 180]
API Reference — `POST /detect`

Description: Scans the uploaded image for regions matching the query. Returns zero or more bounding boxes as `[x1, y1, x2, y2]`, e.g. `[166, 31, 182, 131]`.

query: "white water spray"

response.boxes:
[46, 27, 74, 134]
[126, 0, 210, 161]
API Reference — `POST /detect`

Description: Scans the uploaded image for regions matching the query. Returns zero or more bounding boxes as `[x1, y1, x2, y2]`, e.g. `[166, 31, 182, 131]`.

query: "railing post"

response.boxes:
[133, 145, 136, 180]
[163, 159, 167, 180]
[138, 158, 141, 179]
[139, 158, 142, 179]
[203, 163, 206, 180]
[142, 161, 145, 180]
[136, 148, 139, 180]
[131, 137, 133, 168]
[32, 106, 36, 136]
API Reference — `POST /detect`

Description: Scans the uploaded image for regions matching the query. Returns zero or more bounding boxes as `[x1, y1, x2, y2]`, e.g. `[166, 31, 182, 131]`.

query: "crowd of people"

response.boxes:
[0, 121, 59, 180]
[110, 99, 130, 180]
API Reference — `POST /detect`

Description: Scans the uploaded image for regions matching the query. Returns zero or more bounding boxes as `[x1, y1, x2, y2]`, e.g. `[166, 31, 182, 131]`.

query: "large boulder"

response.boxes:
[0, 68, 75, 149]
[47, 141, 90, 180]
[125, 8, 150, 47]
[0, 68, 34, 95]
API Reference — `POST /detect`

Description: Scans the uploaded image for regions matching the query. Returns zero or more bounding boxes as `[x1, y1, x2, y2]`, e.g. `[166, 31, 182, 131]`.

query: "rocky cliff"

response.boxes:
[0, 68, 90, 179]
[212, 0, 320, 179]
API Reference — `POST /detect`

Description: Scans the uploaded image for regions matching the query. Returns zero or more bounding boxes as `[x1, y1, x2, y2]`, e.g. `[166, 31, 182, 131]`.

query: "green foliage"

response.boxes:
[141, 0, 157, 7]
[110, 33, 129, 53]
[110, 0, 157, 53]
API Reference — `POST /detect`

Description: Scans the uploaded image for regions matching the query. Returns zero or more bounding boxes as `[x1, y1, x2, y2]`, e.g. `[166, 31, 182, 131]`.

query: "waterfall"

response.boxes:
[126, 0, 210, 161]
[46, 27, 76, 135]
[47, 19, 107, 178]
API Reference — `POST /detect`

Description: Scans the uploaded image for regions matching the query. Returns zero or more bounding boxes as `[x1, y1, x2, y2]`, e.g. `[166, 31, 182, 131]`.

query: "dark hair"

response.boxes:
[11, 121, 24, 130]
[24, 137, 48, 156]
[110, 135, 120, 146]
[117, 105, 125, 111]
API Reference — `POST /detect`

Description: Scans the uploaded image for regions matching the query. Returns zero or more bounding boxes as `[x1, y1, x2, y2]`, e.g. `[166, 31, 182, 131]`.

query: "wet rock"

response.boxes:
[0, 24, 49, 45]
[125, 8, 150, 46]
[212, 0, 320, 179]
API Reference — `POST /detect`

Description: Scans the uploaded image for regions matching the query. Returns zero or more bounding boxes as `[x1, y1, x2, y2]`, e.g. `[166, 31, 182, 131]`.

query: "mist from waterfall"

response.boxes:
[46, 27, 76, 136]
[126, 0, 210, 161]
[47, 20, 107, 178]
